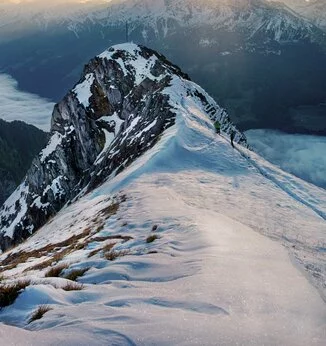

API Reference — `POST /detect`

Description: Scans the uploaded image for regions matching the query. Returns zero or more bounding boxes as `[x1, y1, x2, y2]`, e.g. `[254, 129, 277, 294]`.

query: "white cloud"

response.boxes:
[246, 129, 326, 189]
[0, 74, 54, 131]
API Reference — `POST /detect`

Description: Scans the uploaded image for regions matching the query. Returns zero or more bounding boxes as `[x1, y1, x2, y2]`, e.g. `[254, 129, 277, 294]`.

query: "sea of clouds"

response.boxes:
[0, 74, 54, 131]
[246, 129, 326, 189]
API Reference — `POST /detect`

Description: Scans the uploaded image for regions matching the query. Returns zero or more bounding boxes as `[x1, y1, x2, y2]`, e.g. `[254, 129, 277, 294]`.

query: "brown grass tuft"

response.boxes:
[96, 224, 105, 232]
[104, 249, 129, 261]
[91, 235, 133, 243]
[102, 243, 116, 252]
[100, 202, 120, 218]
[0, 280, 30, 308]
[28, 305, 52, 323]
[73, 243, 85, 251]
[44, 264, 68, 278]
[146, 234, 159, 244]
[62, 282, 84, 291]
[87, 248, 102, 258]
[63, 268, 89, 281]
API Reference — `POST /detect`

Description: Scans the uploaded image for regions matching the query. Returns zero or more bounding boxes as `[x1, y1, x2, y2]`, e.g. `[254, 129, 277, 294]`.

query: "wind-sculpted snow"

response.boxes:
[0, 43, 245, 251]
[0, 98, 325, 343]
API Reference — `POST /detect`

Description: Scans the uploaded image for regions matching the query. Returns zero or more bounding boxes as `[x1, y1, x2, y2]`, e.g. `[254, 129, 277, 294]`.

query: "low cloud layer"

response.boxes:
[0, 74, 54, 131]
[246, 129, 326, 189]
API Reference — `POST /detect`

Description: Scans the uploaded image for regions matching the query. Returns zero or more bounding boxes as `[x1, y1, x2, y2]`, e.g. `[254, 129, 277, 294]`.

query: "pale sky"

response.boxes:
[1, 0, 109, 3]
[0, 0, 115, 12]
[0, 0, 111, 5]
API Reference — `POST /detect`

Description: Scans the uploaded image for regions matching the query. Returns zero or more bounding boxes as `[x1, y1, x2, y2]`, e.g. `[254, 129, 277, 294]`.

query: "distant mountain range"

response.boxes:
[0, 0, 326, 136]
[277, 0, 326, 29]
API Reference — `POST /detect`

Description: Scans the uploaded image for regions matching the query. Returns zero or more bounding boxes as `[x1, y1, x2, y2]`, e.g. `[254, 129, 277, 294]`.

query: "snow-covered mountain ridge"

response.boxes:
[0, 43, 245, 251]
[0, 0, 323, 43]
[275, 0, 326, 30]
[0, 43, 325, 342]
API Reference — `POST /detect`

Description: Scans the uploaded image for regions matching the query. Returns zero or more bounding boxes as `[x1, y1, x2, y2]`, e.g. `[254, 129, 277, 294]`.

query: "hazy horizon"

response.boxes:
[0, 0, 112, 4]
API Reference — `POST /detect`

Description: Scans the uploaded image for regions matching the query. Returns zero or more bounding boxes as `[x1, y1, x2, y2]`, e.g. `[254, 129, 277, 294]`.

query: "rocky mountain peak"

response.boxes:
[0, 43, 246, 251]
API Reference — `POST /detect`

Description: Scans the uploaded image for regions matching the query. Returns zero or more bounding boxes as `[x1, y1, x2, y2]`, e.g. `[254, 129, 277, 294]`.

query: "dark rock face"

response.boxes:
[0, 43, 246, 251]
[0, 170, 16, 207]
[0, 120, 48, 206]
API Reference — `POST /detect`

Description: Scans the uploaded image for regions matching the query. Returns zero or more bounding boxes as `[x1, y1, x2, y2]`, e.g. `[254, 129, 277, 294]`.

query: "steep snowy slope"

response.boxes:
[0, 71, 325, 344]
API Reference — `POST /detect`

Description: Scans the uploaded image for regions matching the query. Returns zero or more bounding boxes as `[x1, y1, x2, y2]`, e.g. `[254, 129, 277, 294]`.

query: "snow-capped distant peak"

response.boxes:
[0, 0, 321, 44]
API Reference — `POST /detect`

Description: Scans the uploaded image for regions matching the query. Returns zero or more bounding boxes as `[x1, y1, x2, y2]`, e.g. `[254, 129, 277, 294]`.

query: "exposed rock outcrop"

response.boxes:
[0, 43, 246, 251]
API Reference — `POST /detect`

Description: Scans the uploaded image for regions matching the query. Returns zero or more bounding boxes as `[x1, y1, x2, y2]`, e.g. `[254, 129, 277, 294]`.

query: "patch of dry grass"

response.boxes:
[88, 242, 117, 258]
[2, 227, 93, 274]
[1, 196, 129, 278]
[100, 203, 120, 218]
[0, 250, 41, 273]
[91, 235, 133, 243]
[99, 194, 126, 219]
[104, 249, 129, 261]
[28, 305, 52, 323]
[0, 280, 30, 308]
[87, 248, 102, 258]
[96, 224, 105, 232]
[74, 243, 85, 251]
[63, 268, 89, 281]
[45, 264, 68, 278]
[62, 282, 84, 291]
[24, 259, 54, 272]
[146, 234, 159, 243]
[102, 243, 116, 252]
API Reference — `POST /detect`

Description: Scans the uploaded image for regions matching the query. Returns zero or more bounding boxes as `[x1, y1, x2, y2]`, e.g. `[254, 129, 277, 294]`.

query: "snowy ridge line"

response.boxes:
[0, 43, 246, 251]
[0, 81, 325, 344]
[75, 0, 321, 44]
[233, 141, 326, 221]
[276, 0, 326, 31]
[0, 0, 323, 45]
